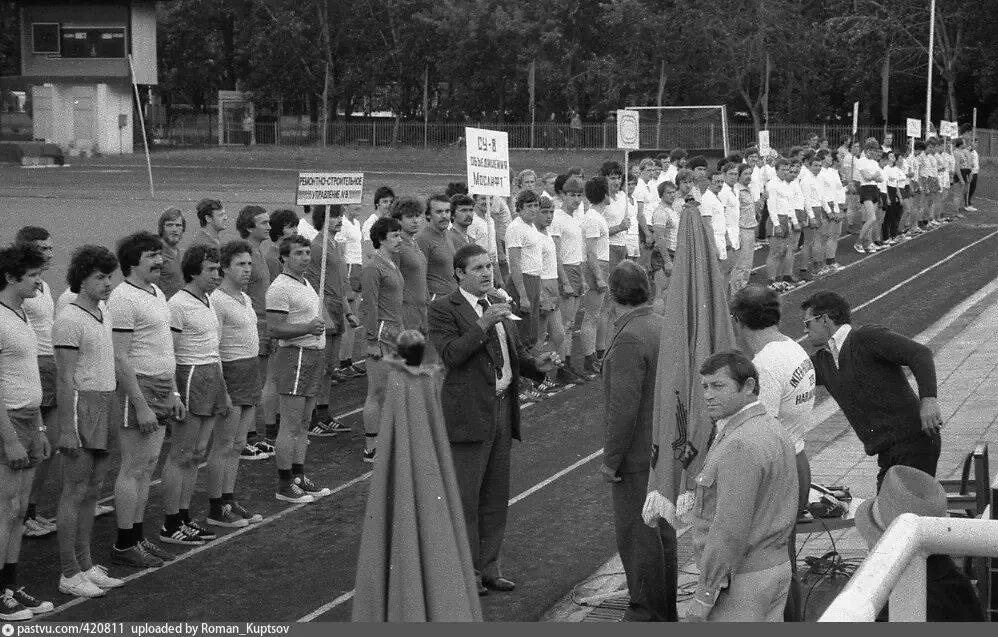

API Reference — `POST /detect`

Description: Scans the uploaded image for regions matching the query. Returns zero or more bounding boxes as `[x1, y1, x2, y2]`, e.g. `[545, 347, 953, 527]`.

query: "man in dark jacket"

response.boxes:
[429, 244, 556, 596]
[599, 260, 677, 621]
[801, 291, 943, 490]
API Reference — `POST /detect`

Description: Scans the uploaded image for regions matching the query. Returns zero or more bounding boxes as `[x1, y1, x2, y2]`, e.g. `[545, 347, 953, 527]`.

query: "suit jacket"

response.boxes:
[429, 288, 545, 443]
[602, 305, 664, 474]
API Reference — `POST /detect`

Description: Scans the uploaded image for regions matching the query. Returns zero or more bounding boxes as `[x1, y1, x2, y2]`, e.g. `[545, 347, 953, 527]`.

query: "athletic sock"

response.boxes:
[315, 404, 329, 421]
[278, 469, 292, 484]
[115, 527, 133, 550]
[208, 498, 223, 519]
[221, 492, 234, 503]
[164, 512, 182, 532]
[291, 463, 304, 477]
[133, 522, 144, 542]
[596, 349, 605, 360]
[24, 503, 37, 521]
[340, 358, 352, 369]
[265, 424, 279, 439]
[1, 563, 16, 589]
[246, 431, 259, 444]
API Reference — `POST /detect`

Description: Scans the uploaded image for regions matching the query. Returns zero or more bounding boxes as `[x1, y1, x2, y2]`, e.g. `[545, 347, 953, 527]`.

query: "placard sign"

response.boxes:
[943, 120, 959, 139]
[296, 173, 364, 205]
[758, 130, 771, 156]
[616, 109, 640, 150]
[906, 118, 922, 139]
[466, 127, 510, 197]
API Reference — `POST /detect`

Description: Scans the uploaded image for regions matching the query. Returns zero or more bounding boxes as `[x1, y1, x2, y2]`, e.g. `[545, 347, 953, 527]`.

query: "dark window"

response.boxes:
[32, 23, 60, 54]
[60, 27, 126, 59]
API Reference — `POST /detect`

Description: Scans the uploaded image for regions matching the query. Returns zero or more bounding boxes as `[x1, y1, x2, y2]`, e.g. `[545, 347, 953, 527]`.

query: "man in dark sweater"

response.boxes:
[800, 291, 943, 490]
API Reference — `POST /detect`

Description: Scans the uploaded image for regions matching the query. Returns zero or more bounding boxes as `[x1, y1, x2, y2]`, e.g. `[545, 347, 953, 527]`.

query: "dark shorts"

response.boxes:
[859, 185, 881, 204]
[176, 364, 229, 417]
[222, 357, 262, 406]
[402, 303, 429, 333]
[117, 375, 176, 429]
[539, 279, 560, 313]
[38, 355, 57, 409]
[73, 390, 115, 452]
[583, 260, 610, 291]
[507, 273, 541, 346]
[348, 263, 363, 295]
[649, 248, 666, 274]
[323, 295, 346, 336]
[257, 319, 272, 357]
[275, 346, 324, 397]
[609, 244, 628, 270]
[562, 263, 585, 297]
[900, 185, 913, 199]
[1, 407, 44, 468]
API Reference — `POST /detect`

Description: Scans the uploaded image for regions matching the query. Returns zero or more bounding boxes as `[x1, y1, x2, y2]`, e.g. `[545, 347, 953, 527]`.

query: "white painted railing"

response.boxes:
[819, 514, 998, 621]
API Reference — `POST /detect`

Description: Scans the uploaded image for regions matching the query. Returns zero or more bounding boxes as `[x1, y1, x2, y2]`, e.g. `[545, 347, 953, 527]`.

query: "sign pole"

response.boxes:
[925, 0, 936, 136]
[972, 107, 977, 144]
[127, 54, 154, 198]
[317, 206, 330, 311]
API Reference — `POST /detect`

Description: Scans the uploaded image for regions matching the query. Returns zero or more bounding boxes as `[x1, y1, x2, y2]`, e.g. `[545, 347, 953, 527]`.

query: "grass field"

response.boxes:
[2, 147, 998, 622]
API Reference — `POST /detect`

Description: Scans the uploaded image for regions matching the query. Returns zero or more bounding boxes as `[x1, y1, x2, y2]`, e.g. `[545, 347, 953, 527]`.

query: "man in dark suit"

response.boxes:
[429, 244, 557, 596]
[598, 260, 677, 621]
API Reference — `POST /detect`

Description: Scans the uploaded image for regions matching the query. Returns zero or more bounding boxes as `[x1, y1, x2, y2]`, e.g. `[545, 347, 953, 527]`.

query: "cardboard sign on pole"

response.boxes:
[852, 102, 860, 135]
[466, 127, 510, 197]
[940, 120, 952, 139]
[906, 118, 922, 140]
[758, 130, 771, 156]
[945, 121, 959, 138]
[296, 173, 364, 205]
[616, 109, 640, 150]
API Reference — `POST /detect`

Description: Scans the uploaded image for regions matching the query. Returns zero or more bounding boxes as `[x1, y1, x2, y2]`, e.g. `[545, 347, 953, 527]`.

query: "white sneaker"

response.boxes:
[94, 503, 115, 518]
[966, 206, 978, 212]
[84, 565, 125, 589]
[59, 573, 105, 598]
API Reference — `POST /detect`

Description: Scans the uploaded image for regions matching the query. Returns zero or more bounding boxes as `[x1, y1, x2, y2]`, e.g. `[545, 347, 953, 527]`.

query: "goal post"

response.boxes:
[622, 105, 730, 161]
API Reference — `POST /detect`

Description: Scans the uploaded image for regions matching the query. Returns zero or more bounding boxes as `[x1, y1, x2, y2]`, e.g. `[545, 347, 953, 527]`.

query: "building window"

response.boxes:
[60, 26, 126, 59]
[31, 23, 61, 54]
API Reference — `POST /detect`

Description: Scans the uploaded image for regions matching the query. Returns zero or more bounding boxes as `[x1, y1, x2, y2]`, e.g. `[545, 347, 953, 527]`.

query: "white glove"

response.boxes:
[642, 490, 677, 528]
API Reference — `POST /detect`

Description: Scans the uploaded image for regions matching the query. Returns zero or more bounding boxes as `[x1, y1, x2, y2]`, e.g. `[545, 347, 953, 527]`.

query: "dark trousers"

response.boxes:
[876, 431, 942, 492]
[612, 470, 678, 622]
[449, 390, 512, 579]
[968, 173, 978, 205]
[507, 273, 541, 348]
[757, 202, 770, 240]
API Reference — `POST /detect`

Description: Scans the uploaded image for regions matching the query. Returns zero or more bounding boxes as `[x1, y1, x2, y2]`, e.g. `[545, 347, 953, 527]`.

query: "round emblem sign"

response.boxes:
[618, 112, 639, 146]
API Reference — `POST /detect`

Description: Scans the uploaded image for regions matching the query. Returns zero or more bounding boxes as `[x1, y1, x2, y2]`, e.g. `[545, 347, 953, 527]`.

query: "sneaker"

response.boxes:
[362, 448, 376, 464]
[535, 380, 561, 395]
[36, 515, 57, 531]
[240, 444, 268, 460]
[229, 500, 263, 524]
[308, 420, 339, 437]
[207, 504, 249, 528]
[349, 363, 367, 376]
[275, 479, 315, 504]
[319, 416, 350, 434]
[298, 475, 331, 498]
[0, 589, 32, 621]
[12, 587, 54, 613]
[182, 520, 217, 541]
[83, 565, 125, 589]
[830, 263, 845, 272]
[966, 206, 978, 212]
[94, 503, 115, 518]
[139, 538, 175, 562]
[23, 517, 55, 538]
[59, 572, 105, 598]
[853, 244, 866, 254]
[254, 439, 276, 457]
[159, 525, 205, 546]
[337, 365, 361, 379]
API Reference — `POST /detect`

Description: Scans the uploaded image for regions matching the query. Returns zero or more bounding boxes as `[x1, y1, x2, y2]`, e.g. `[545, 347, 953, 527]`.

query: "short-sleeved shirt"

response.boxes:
[580, 208, 610, 261]
[605, 193, 628, 247]
[468, 214, 497, 260]
[159, 244, 184, 298]
[108, 281, 176, 378]
[505, 217, 544, 276]
[52, 303, 116, 392]
[336, 217, 363, 265]
[754, 338, 816, 454]
[855, 156, 882, 187]
[538, 231, 558, 280]
[210, 289, 259, 361]
[23, 279, 54, 356]
[361, 214, 380, 247]
[305, 235, 347, 304]
[297, 218, 319, 242]
[415, 226, 458, 296]
[551, 209, 584, 265]
[398, 236, 429, 306]
[246, 241, 271, 322]
[265, 273, 323, 350]
[624, 195, 641, 257]
[169, 290, 221, 366]
[654, 201, 681, 252]
[0, 304, 42, 410]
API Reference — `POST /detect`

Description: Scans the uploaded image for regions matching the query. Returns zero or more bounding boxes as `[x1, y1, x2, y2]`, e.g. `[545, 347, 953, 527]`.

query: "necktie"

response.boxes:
[706, 422, 718, 452]
[478, 299, 503, 379]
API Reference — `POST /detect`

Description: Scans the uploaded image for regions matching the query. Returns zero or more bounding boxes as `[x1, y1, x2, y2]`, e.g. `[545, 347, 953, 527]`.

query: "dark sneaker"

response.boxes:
[139, 538, 176, 562]
[338, 365, 361, 379]
[159, 525, 205, 546]
[321, 417, 350, 433]
[111, 543, 164, 568]
[298, 475, 331, 498]
[11, 587, 53, 614]
[308, 420, 339, 437]
[363, 448, 376, 464]
[254, 439, 276, 456]
[535, 380, 561, 395]
[182, 521, 217, 541]
[276, 480, 315, 504]
[349, 363, 367, 377]
[230, 500, 263, 524]
[0, 589, 32, 621]
[240, 443, 268, 461]
[206, 504, 249, 528]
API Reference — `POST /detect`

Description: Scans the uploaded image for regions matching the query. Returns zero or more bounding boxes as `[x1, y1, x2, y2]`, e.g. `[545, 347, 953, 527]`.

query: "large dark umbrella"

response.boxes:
[352, 332, 483, 622]
[644, 205, 736, 525]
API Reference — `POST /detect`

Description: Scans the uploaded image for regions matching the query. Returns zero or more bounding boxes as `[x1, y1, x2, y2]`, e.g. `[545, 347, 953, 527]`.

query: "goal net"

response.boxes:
[625, 105, 730, 162]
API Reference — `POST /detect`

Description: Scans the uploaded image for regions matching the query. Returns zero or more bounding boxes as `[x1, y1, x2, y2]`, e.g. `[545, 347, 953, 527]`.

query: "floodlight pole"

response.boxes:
[127, 54, 155, 198]
[720, 107, 730, 157]
[925, 0, 936, 134]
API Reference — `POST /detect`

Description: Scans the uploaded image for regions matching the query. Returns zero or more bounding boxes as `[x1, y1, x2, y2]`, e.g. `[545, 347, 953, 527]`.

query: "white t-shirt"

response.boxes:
[819, 167, 844, 208]
[885, 165, 906, 189]
[211, 289, 260, 361]
[169, 290, 221, 366]
[0, 305, 42, 410]
[52, 303, 116, 392]
[754, 338, 816, 454]
[297, 218, 319, 242]
[855, 156, 882, 187]
[336, 217, 364, 265]
[580, 208, 610, 261]
[23, 280, 54, 357]
[719, 183, 740, 249]
[108, 281, 176, 378]
[660, 164, 678, 188]
[653, 201, 680, 253]
[551, 209, 584, 265]
[468, 214, 497, 260]
[699, 189, 728, 260]
[538, 231, 558, 280]
[265, 273, 324, 349]
[605, 192, 628, 247]
[361, 214, 381, 247]
[504, 218, 543, 276]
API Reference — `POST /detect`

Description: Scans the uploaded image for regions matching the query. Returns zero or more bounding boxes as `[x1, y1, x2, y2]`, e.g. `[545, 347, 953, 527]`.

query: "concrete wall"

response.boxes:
[31, 81, 133, 154]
